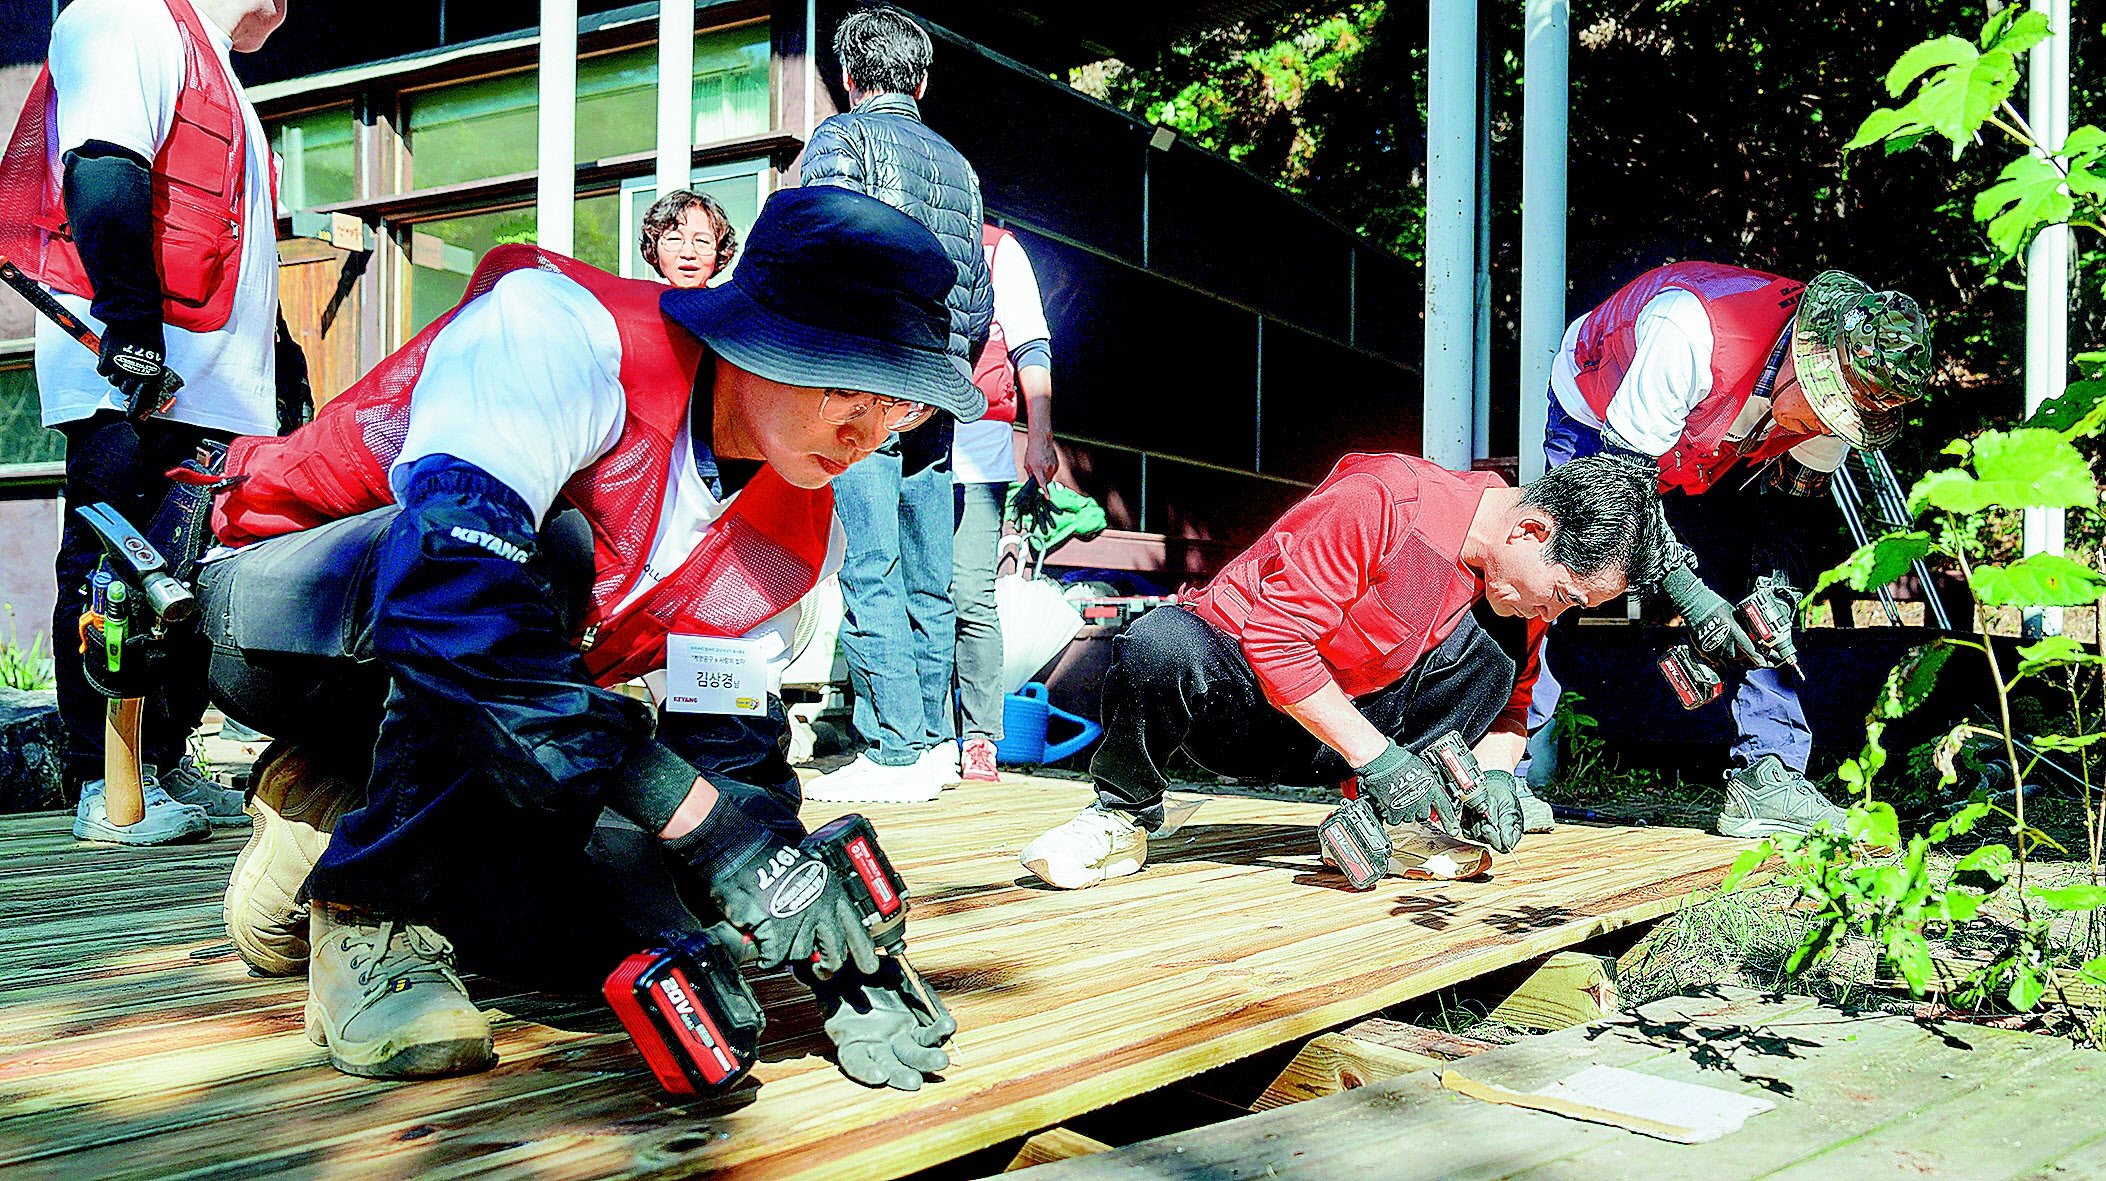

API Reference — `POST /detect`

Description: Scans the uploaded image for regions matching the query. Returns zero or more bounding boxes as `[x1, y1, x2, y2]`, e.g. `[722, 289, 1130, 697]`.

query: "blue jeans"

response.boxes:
[833, 439, 957, 765]
[1526, 390, 1813, 776]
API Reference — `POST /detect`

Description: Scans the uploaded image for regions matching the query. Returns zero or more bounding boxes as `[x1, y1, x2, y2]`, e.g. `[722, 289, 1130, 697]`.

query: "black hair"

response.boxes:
[833, 5, 933, 96]
[1517, 454, 1666, 588]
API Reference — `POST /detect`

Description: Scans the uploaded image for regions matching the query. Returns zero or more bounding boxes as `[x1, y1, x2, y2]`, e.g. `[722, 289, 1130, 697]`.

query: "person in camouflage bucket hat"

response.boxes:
[1788, 270, 1933, 448]
[1516, 260, 1935, 846]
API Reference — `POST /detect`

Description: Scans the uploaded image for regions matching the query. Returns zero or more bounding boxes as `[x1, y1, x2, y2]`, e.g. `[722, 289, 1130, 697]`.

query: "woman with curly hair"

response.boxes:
[639, 189, 738, 288]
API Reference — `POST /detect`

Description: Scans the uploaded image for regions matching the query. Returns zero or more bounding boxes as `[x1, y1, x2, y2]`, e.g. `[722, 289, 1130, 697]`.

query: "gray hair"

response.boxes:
[834, 5, 933, 95]
[1518, 454, 1666, 588]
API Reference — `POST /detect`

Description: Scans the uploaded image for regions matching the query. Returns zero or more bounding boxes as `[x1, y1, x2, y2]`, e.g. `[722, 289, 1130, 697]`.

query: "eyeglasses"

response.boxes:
[657, 232, 716, 252]
[819, 389, 935, 432]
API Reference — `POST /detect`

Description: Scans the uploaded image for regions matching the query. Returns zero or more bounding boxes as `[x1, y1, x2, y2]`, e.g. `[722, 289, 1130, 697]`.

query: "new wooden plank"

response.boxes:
[0, 779, 1758, 1181]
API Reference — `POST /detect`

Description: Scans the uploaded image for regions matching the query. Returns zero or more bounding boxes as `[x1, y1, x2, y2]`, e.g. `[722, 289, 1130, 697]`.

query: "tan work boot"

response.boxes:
[224, 743, 359, 976]
[306, 904, 495, 1079]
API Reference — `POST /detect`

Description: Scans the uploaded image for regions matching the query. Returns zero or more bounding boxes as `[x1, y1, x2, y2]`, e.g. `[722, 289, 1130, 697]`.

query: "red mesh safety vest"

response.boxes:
[211, 245, 835, 687]
[968, 225, 1018, 425]
[0, 0, 248, 332]
[1571, 262, 1813, 495]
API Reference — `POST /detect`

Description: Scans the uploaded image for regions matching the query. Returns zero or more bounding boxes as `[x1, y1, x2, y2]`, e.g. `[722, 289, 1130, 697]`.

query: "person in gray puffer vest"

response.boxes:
[802, 5, 995, 804]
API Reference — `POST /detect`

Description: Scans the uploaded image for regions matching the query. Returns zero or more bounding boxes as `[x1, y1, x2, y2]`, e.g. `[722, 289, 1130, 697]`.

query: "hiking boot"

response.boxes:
[306, 904, 495, 1079]
[1513, 777, 1555, 834]
[806, 752, 945, 804]
[153, 754, 250, 828]
[959, 737, 1001, 783]
[1020, 803, 1147, 889]
[1717, 755, 1847, 839]
[72, 775, 210, 846]
[225, 744, 359, 976]
[1320, 821, 1493, 882]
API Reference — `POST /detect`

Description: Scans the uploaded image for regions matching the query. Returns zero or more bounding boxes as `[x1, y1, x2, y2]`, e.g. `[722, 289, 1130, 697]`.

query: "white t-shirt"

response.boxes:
[390, 268, 844, 684]
[1549, 288, 1847, 475]
[34, 0, 278, 435]
[953, 233, 1052, 486]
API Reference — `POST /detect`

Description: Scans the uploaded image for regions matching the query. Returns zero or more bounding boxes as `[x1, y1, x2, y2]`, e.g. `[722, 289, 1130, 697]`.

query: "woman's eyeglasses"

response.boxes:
[819, 389, 935, 432]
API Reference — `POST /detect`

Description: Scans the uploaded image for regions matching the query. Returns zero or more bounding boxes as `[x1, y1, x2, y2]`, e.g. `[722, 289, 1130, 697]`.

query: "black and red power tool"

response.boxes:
[1317, 731, 1487, 891]
[604, 813, 912, 1095]
[1658, 574, 1804, 710]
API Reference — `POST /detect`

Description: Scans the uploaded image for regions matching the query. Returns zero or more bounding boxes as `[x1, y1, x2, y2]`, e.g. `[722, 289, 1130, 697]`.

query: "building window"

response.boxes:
[0, 347, 63, 473]
[398, 22, 770, 192]
[268, 106, 357, 212]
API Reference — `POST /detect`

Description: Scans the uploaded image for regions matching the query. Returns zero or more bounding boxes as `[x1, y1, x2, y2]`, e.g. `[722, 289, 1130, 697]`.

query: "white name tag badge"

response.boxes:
[664, 633, 768, 715]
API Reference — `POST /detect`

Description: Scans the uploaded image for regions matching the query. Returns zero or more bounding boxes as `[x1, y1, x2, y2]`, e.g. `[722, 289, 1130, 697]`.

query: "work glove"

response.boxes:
[96, 318, 172, 421]
[801, 958, 956, 1091]
[669, 796, 881, 976]
[1353, 741, 1461, 832]
[1461, 768, 1526, 854]
[1660, 559, 1770, 669]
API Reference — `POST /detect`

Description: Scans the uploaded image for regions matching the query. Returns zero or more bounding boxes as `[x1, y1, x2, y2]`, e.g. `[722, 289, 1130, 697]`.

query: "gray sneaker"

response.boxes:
[1717, 756, 1848, 839]
[154, 755, 251, 828]
[1513, 778, 1555, 834]
[73, 775, 210, 846]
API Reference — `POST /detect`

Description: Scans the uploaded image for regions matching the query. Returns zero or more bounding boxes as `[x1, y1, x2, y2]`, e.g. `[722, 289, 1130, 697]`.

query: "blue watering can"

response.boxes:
[995, 682, 1102, 766]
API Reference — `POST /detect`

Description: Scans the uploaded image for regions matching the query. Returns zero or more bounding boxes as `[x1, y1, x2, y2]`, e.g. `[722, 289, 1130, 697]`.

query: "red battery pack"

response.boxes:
[603, 931, 766, 1096]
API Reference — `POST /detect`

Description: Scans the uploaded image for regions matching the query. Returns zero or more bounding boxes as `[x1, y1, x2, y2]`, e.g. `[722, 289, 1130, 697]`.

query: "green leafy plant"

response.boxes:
[0, 606, 54, 692]
[1727, 12, 2106, 1040]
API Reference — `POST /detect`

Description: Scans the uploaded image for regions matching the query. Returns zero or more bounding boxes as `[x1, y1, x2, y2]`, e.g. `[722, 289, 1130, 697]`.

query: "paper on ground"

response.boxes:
[1440, 1062, 1776, 1144]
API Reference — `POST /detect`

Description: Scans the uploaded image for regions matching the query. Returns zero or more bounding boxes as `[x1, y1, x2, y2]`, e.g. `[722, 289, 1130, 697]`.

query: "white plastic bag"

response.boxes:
[996, 535, 1085, 693]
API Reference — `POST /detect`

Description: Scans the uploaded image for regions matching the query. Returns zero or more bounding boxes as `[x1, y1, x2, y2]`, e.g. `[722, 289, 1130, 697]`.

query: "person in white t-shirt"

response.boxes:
[0, 0, 287, 844]
[1526, 263, 1932, 841]
[198, 187, 966, 1089]
[948, 224, 1057, 781]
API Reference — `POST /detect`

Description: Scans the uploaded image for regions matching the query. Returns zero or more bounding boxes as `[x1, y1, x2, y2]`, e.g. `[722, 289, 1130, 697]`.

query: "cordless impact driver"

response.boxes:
[1317, 731, 1488, 891]
[1657, 573, 1803, 710]
[605, 813, 943, 1095]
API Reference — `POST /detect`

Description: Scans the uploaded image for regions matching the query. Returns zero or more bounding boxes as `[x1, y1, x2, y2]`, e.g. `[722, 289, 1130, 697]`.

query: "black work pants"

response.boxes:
[53, 411, 232, 786]
[1090, 604, 1518, 828]
[194, 509, 794, 992]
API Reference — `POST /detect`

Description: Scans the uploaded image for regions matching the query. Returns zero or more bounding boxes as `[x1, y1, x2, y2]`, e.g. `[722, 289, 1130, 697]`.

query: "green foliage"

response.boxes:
[0, 607, 52, 692]
[1738, 16, 2106, 1038]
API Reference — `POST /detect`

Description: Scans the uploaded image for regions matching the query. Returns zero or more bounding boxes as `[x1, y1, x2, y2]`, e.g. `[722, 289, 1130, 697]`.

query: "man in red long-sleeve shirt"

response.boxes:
[1019, 452, 1666, 890]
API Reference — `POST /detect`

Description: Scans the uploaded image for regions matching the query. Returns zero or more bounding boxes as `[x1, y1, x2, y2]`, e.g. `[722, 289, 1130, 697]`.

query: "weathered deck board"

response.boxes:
[0, 779, 1756, 1180]
[1018, 988, 2106, 1181]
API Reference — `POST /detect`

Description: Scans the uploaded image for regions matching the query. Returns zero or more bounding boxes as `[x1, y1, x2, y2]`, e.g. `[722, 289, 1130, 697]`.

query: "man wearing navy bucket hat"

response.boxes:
[195, 185, 978, 1087]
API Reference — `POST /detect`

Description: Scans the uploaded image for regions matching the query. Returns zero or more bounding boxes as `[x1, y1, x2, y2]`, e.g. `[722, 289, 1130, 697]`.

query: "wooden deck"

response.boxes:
[1, 778, 1757, 1180]
[1019, 987, 2106, 1180]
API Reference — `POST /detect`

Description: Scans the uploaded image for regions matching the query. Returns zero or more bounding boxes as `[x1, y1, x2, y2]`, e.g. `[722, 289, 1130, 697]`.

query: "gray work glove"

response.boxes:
[802, 959, 956, 1091]
[1354, 741, 1460, 831]
[1660, 558, 1770, 669]
[1463, 768, 1526, 854]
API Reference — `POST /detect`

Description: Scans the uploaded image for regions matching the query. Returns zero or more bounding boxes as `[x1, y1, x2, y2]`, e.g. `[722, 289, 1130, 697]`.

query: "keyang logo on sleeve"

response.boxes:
[448, 526, 531, 564]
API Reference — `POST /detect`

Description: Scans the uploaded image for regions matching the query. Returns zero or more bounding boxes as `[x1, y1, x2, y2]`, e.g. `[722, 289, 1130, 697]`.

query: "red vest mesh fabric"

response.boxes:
[214, 245, 835, 687]
[0, 0, 248, 332]
[1571, 262, 1810, 494]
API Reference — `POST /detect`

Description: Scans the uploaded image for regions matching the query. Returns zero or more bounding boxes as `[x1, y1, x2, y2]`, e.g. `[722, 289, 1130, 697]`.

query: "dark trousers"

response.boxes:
[1090, 605, 1518, 828]
[195, 509, 794, 991]
[53, 411, 232, 785]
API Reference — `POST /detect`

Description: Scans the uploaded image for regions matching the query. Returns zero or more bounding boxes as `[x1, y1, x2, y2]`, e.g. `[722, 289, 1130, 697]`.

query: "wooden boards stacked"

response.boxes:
[0, 778, 1754, 1179]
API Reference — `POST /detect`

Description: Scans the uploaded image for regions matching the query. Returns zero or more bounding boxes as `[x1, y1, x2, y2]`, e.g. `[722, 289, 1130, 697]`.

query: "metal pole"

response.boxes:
[1471, 31, 1493, 461]
[1517, 0, 1568, 483]
[1423, 0, 1479, 471]
[2023, 0, 2070, 637]
[656, 0, 695, 202]
[536, 0, 578, 256]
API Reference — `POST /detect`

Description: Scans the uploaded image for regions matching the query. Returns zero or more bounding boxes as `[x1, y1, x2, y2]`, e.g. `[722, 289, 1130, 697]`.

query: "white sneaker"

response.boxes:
[805, 752, 945, 804]
[917, 742, 964, 787]
[1020, 804, 1147, 889]
[1319, 820, 1493, 882]
[153, 755, 250, 828]
[73, 775, 211, 846]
